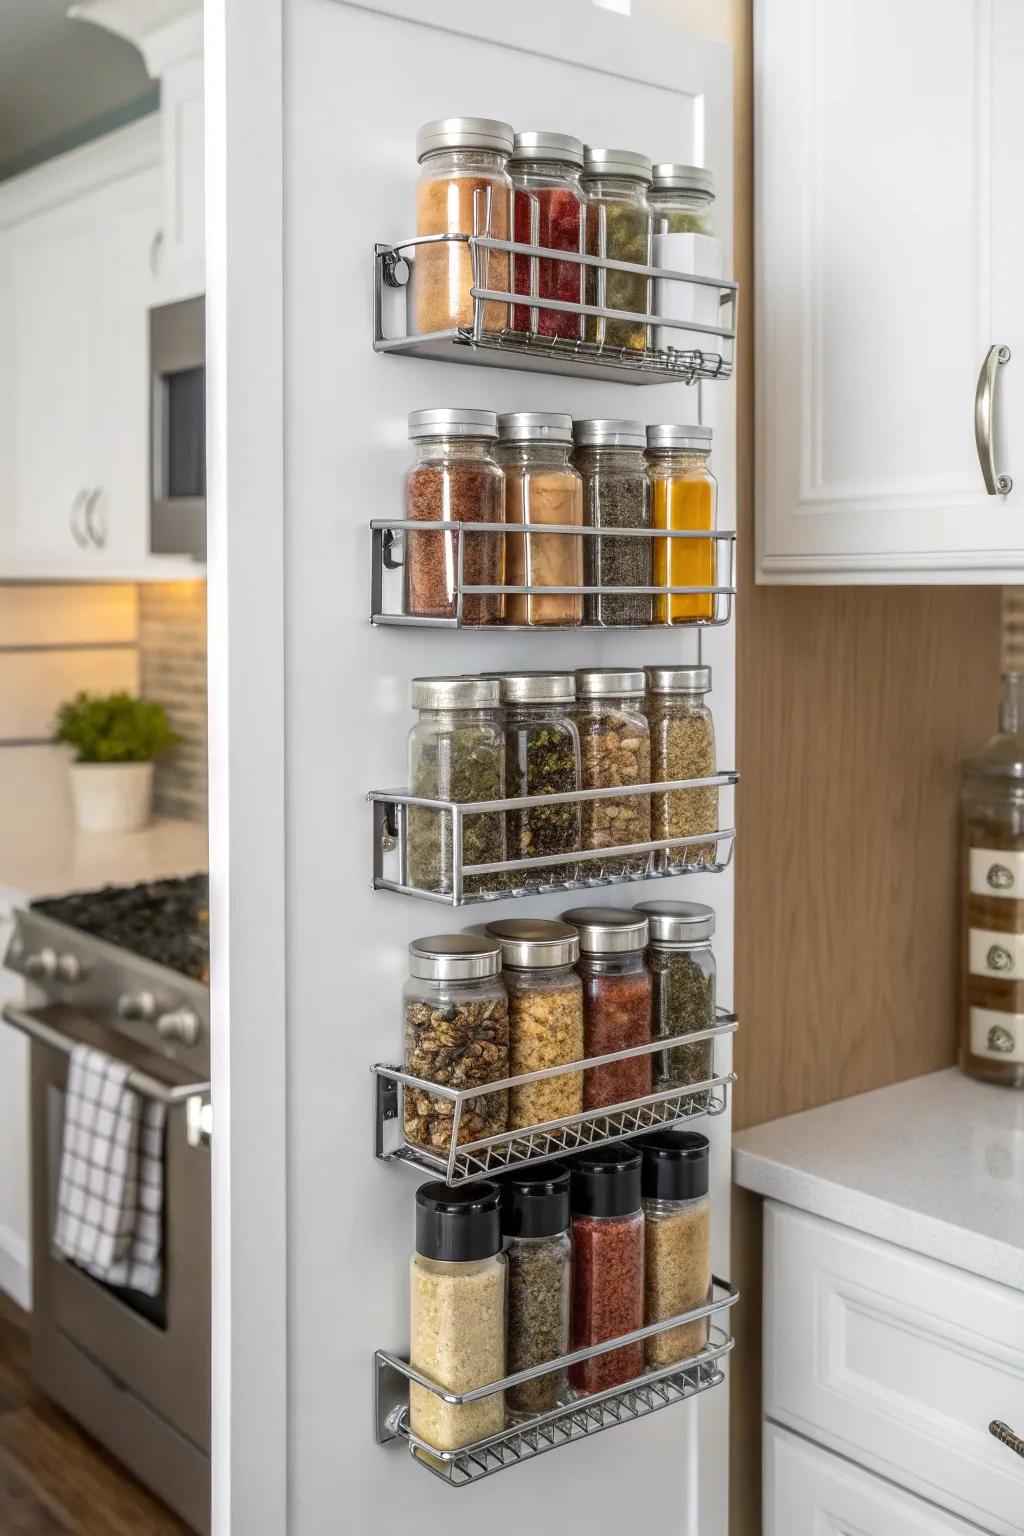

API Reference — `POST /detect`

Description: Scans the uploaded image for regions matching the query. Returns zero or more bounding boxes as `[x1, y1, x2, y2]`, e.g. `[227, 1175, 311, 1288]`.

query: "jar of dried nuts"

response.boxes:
[485, 918, 584, 1130]
[637, 1131, 711, 1368]
[634, 899, 716, 1104]
[574, 668, 652, 879]
[645, 664, 718, 870]
[500, 1165, 572, 1421]
[562, 906, 652, 1111]
[402, 934, 509, 1157]
[569, 1146, 645, 1394]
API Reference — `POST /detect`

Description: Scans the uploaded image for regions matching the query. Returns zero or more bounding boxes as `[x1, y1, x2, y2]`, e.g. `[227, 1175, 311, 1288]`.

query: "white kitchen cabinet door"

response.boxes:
[755, 0, 1024, 583]
[765, 1424, 989, 1536]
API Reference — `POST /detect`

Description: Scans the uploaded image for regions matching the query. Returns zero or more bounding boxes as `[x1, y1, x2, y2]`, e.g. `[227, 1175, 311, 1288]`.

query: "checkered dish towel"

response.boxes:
[54, 1044, 166, 1296]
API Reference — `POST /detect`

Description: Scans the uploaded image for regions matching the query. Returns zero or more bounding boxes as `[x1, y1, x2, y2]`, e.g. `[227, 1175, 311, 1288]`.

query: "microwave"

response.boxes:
[150, 296, 206, 560]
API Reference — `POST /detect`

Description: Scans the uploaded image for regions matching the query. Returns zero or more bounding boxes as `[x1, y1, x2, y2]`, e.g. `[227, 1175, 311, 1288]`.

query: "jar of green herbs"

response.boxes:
[634, 900, 716, 1104]
[498, 673, 581, 887]
[581, 148, 652, 351]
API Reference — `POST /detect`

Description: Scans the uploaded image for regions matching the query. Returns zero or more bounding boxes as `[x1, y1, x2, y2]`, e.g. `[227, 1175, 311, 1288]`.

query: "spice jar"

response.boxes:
[574, 669, 652, 877]
[960, 671, 1024, 1087]
[509, 131, 586, 341]
[645, 665, 718, 869]
[637, 1131, 711, 1367]
[410, 1182, 507, 1450]
[498, 673, 582, 885]
[497, 413, 584, 627]
[562, 906, 652, 1110]
[649, 165, 721, 357]
[403, 934, 510, 1155]
[634, 901, 716, 1100]
[581, 148, 653, 351]
[647, 424, 717, 624]
[648, 164, 716, 236]
[404, 408, 505, 625]
[414, 117, 514, 335]
[574, 419, 653, 628]
[500, 1165, 572, 1420]
[407, 676, 507, 897]
[569, 1146, 645, 1394]
[485, 918, 583, 1130]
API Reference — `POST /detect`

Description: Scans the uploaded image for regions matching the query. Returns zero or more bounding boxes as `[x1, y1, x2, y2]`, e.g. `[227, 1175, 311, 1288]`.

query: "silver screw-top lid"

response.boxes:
[573, 419, 647, 450]
[645, 665, 712, 695]
[408, 408, 498, 441]
[646, 423, 713, 452]
[650, 163, 716, 199]
[575, 668, 646, 699]
[561, 906, 650, 954]
[416, 117, 515, 159]
[582, 147, 653, 183]
[496, 673, 576, 705]
[484, 918, 580, 969]
[510, 131, 585, 168]
[633, 900, 715, 945]
[411, 676, 501, 711]
[497, 412, 574, 445]
[408, 933, 504, 981]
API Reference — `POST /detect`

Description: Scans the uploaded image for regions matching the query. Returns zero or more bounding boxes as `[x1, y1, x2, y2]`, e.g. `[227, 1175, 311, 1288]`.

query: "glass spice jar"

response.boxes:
[497, 413, 584, 627]
[498, 673, 582, 886]
[648, 163, 717, 236]
[574, 419, 653, 628]
[581, 148, 653, 351]
[407, 676, 507, 898]
[409, 1182, 507, 1451]
[403, 408, 505, 625]
[960, 671, 1024, 1087]
[569, 1146, 645, 1394]
[647, 424, 717, 624]
[414, 117, 514, 336]
[562, 906, 652, 1111]
[484, 919, 584, 1130]
[403, 934, 510, 1156]
[645, 664, 718, 869]
[500, 1165, 572, 1421]
[509, 131, 586, 341]
[574, 669, 652, 878]
[649, 165, 722, 357]
[635, 901, 716, 1102]
[637, 1131, 711, 1368]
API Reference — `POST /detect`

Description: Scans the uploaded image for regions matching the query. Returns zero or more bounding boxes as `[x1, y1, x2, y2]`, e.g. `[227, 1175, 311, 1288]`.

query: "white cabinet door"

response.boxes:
[756, 0, 1024, 583]
[158, 54, 205, 302]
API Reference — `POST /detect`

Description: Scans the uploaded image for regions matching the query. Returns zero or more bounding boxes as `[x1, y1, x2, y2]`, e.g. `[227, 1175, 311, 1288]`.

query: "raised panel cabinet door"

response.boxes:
[756, 0, 1024, 582]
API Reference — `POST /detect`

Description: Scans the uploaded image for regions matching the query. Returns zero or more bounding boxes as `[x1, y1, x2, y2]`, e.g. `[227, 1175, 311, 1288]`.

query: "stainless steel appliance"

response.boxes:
[2, 876, 211, 1535]
[150, 296, 206, 561]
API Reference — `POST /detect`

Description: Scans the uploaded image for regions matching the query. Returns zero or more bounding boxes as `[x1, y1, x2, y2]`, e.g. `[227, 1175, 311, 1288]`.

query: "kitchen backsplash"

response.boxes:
[1004, 588, 1024, 671]
[138, 582, 208, 823]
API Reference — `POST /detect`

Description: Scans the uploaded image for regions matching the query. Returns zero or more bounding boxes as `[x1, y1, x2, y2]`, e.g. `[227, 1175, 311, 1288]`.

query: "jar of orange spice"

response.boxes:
[646, 423, 716, 624]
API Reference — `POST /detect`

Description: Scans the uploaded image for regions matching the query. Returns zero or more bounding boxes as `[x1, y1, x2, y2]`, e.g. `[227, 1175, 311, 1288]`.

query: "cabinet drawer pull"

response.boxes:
[69, 489, 89, 548]
[990, 1420, 1024, 1460]
[975, 344, 1013, 495]
[84, 487, 107, 548]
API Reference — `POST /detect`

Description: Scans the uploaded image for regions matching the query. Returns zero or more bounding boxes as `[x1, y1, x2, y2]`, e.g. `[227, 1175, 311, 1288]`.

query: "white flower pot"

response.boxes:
[69, 762, 155, 834]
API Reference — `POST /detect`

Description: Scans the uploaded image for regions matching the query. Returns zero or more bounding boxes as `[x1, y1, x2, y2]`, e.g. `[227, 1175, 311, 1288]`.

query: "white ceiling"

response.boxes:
[0, 0, 154, 175]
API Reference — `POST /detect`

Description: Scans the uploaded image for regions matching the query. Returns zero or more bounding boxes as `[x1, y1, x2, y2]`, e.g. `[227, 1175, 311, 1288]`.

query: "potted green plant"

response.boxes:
[53, 692, 181, 834]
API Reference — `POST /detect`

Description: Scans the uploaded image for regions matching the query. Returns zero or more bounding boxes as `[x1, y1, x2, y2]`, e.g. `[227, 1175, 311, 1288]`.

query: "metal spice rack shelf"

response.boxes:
[373, 1010, 737, 1185]
[370, 521, 737, 629]
[369, 772, 738, 906]
[375, 1280, 739, 1484]
[374, 234, 737, 385]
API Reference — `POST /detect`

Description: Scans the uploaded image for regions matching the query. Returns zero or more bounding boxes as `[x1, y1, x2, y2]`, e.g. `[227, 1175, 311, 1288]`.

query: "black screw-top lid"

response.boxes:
[637, 1131, 710, 1200]
[415, 1181, 503, 1262]
[571, 1145, 642, 1218]
[500, 1164, 571, 1239]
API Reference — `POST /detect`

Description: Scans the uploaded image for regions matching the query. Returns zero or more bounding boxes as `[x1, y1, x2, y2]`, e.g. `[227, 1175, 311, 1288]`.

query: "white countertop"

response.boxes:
[733, 1069, 1024, 1290]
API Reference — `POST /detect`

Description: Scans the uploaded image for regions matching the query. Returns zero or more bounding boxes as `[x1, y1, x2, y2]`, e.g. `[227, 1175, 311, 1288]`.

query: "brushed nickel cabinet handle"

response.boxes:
[990, 1420, 1024, 1460]
[69, 489, 89, 547]
[975, 344, 1013, 495]
[84, 487, 107, 548]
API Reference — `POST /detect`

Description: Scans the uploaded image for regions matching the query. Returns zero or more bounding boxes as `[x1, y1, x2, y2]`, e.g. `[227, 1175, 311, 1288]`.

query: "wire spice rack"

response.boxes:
[374, 233, 737, 385]
[373, 1010, 737, 1185]
[370, 521, 737, 629]
[375, 1281, 739, 1484]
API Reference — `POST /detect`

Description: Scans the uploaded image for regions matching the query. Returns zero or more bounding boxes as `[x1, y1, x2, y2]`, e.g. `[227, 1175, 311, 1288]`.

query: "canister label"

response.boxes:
[969, 927, 1024, 979]
[969, 847, 1024, 899]
[970, 1007, 1024, 1062]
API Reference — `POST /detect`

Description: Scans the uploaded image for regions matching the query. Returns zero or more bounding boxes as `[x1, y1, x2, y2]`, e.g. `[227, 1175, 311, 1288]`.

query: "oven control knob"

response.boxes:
[118, 990, 156, 1022]
[156, 1008, 201, 1048]
[25, 947, 58, 979]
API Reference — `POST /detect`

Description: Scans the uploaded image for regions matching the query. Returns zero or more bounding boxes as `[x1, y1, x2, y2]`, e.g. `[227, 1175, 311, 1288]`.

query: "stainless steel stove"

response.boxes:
[2, 876, 212, 1535]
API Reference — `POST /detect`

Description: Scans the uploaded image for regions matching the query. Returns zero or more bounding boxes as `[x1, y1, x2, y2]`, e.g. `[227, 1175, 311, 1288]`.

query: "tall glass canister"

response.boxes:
[961, 671, 1024, 1087]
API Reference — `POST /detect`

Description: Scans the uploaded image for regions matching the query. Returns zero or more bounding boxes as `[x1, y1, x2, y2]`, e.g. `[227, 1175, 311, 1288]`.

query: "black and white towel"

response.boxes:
[54, 1044, 166, 1297]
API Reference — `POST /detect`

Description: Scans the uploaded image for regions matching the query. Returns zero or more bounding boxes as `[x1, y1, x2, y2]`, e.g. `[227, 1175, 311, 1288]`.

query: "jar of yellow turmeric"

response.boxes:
[645, 424, 716, 624]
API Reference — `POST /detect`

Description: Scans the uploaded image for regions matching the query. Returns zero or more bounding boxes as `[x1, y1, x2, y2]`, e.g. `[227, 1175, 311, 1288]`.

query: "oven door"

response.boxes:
[14, 1003, 211, 1455]
[150, 295, 206, 560]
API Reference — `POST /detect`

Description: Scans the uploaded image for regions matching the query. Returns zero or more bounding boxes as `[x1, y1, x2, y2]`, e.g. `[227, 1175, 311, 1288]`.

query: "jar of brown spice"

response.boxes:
[562, 906, 652, 1111]
[637, 1130, 711, 1368]
[574, 668, 652, 877]
[569, 1145, 645, 1394]
[645, 664, 718, 870]
[414, 117, 513, 336]
[496, 413, 584, 627]
[485, 918, 584, 1130]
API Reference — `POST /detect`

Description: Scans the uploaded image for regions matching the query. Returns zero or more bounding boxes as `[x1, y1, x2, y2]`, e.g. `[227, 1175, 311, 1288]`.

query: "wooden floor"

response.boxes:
[0, 1292, 189, 1535]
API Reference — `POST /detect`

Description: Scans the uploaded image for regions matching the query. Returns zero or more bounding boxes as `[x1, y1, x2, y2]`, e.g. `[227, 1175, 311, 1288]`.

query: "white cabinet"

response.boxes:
[158, 52, 205, 302]
[755, 0, 1024, 582]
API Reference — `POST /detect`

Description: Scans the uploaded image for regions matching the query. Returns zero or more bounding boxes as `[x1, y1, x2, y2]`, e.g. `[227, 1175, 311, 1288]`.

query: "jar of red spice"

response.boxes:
[561, 906, 652, 1110]
[569, 1145, 645, 1394]
[508, 131, 586, 341]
